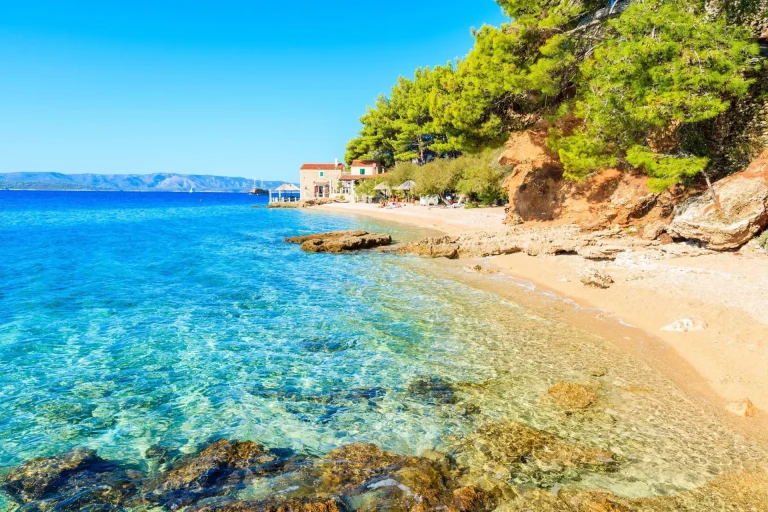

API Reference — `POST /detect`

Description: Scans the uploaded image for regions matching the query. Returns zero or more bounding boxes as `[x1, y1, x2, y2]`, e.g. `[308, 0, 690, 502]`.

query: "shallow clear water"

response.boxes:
[0, 191, 765, 509]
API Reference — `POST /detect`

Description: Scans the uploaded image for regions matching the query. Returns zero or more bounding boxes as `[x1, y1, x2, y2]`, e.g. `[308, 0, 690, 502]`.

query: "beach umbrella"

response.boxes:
[395, 180, 416, 201]
[373, 182, 391, 199]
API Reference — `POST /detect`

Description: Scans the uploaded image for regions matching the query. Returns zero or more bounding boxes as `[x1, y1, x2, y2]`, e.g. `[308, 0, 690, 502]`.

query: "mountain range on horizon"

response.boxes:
[0, 172, 294, 192]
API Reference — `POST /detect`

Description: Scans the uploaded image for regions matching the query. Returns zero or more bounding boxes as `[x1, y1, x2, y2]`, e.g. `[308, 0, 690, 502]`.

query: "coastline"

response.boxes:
[313, 202, 768, 435]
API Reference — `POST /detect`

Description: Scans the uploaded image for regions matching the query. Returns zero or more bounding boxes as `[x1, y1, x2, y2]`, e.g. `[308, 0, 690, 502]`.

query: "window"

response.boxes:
[320, 171, 324, 177]
[359, 169, 365, 175]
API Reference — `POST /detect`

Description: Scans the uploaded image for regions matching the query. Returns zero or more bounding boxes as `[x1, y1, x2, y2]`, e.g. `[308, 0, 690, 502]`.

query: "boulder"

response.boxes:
[579, 268, 614, 289]
[667, 150, 768, 249]
[286, 231, 392, 253]
[547, 382, 598, 410]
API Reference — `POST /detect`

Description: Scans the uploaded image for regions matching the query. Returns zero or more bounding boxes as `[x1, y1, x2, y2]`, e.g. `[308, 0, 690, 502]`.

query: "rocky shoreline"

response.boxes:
[2, 428, 766, 511]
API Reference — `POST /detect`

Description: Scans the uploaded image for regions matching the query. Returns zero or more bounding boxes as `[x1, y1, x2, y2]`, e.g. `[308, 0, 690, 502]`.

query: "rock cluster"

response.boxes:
[397, 225, 710, 262]
[285, 230, 392, 253]
[4, 434, 764, 511]
[0, 440, 498, 512]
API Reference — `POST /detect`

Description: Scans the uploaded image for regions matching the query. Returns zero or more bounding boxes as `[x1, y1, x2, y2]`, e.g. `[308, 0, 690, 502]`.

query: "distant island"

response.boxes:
[0, 172, 294, 193]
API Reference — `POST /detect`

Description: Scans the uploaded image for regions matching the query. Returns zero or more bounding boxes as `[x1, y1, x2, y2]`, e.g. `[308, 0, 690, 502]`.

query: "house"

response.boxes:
[348, 160, 384, 177]
[299, 160, 346, 201]
[338, 160, 385, 201]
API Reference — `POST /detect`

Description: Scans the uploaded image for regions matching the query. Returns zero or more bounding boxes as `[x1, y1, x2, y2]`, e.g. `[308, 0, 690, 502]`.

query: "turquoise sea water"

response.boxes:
[0, 191, 766, 508]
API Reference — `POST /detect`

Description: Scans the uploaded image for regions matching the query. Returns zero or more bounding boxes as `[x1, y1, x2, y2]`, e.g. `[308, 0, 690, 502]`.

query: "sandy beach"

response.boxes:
[315, 202, 768, 427]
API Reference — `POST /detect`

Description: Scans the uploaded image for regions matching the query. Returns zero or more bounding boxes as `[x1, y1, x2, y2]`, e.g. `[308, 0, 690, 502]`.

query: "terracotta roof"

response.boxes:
[339, 174, 382, 181]
[351, 160, 380, 167]
[300, 163, 345, 171]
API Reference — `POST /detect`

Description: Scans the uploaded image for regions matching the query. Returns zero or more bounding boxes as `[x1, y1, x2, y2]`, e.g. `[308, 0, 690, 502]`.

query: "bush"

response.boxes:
[758, 231, 768, 250]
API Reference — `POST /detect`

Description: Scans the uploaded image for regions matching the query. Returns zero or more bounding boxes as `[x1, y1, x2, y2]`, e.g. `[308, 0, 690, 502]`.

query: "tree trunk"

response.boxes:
[702, 169, 721, 211]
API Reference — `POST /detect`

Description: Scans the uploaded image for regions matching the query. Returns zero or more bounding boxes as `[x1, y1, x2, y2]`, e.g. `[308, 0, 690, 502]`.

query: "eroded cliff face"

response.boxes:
[500, 128, 683, 239]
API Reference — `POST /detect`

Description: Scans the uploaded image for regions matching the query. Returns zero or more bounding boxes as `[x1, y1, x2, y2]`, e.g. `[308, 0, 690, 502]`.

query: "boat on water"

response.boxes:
[248, 179, 266, 195]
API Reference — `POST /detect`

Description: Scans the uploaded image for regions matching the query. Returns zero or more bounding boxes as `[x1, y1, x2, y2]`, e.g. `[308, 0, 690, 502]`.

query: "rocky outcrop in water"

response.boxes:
[0, 440, 498, 512]
[142, 440, 283, 509]
[667, 150, 768, 249]
[4, 437, 765, 511]
[286, 230, 392, 253]
[0, 448, 142, 511]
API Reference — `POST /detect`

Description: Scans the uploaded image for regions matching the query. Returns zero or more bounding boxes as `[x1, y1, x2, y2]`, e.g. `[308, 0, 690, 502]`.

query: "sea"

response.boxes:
[0, 191, 765, 509]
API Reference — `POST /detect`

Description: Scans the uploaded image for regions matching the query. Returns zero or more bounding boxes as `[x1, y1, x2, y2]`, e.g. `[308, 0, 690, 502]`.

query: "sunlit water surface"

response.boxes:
[0, 191, 765, 509]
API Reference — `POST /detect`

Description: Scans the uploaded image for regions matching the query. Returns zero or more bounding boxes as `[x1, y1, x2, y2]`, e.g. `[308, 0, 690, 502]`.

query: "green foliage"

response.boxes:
[553, 0, 758, 188]
[347, 0, 764, 191]
[353, 176, 382, 199]
[625, 146, 709, 192]
[401, 148, 511, 204]
[382, 162, 419, 187]
[758, 230, 768, 250]
[456, 149, 510, 204]
[413, 159, 463, 198]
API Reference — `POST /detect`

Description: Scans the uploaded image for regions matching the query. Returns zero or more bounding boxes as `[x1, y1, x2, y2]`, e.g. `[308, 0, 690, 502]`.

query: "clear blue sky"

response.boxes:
[0, 1, 508, 181]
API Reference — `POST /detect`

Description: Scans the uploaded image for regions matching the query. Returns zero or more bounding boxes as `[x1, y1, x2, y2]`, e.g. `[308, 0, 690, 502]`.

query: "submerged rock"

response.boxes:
[407, 376, 459, 405]
[296, 443, 498, 512]
[0, 448, 141, 511]
[512, 470, 768, 511]
[187, 497, 346, 512]
[547, 382, 598, 410]
[456, 421, 617, 486]
[142, 439, 282, 508]
[286, 230, 392, 253]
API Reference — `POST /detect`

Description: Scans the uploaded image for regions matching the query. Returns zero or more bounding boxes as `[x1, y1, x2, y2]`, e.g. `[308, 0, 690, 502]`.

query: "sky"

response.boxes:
[0, 1, 508, 181]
